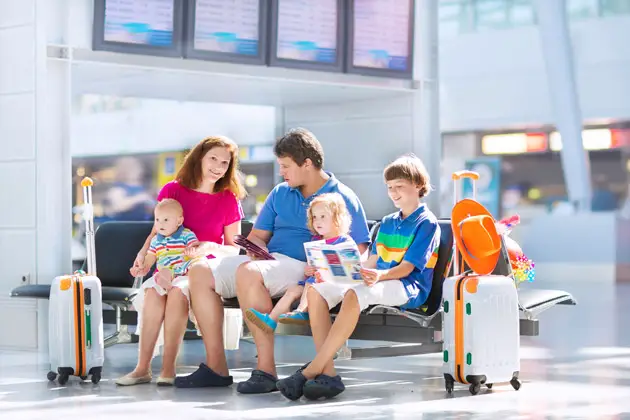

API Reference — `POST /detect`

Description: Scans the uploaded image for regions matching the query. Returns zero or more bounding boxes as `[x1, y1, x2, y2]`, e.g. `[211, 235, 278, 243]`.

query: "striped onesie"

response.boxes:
[148, 225, 199, 276]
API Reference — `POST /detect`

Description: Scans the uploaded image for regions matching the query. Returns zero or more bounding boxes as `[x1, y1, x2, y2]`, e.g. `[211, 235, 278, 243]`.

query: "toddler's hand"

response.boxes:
[304, 265, 317, 277]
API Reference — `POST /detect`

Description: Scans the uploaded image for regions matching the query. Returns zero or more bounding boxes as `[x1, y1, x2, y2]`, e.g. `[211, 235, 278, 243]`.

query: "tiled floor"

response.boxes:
[2, 280, 630, 419]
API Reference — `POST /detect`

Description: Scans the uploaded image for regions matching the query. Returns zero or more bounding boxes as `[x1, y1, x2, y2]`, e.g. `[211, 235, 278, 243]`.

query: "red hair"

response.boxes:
[176, 136, 245, 199]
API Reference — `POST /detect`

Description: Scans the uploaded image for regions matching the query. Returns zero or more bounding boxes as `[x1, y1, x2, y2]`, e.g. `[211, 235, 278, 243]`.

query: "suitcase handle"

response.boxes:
[451, 170, 479, 181]
[81, 177, 97, 277]
[451, 170, 480, 275]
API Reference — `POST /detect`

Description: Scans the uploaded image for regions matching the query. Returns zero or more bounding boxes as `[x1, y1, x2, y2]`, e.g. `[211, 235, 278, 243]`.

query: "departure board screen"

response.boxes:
[93, 0, 183, 56]
[103, 0, 175, 46]
[192, 0, 261, 56]
[350, 0, 414, 76]
[275, 0, 338, 64]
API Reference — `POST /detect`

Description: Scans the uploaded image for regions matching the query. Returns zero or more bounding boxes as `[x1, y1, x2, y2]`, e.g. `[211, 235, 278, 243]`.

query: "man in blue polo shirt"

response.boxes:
[174, 128, 370, 391]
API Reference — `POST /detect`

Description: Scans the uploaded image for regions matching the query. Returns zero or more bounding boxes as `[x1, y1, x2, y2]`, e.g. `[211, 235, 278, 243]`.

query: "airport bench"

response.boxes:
[10, 219, 576, 357]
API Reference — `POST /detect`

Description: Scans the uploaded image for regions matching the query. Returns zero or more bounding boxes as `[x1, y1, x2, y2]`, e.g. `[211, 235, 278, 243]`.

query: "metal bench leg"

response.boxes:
[335, 340, 352, 360]
[104, 306, 134, 348]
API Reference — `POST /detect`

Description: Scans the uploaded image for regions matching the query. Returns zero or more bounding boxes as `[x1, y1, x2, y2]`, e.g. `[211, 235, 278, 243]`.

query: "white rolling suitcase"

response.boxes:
[442, 171, 521, 395]
[47, 177, 104, 385]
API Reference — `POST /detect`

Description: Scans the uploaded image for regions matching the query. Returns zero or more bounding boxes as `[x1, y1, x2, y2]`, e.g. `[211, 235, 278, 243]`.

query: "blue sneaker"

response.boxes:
[245, 308, 277, 333]
[278, 311, 310, 325]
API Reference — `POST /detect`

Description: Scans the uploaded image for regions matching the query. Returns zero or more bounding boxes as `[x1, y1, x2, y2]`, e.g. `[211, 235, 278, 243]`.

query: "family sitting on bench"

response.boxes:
[115, 128, 441, 401]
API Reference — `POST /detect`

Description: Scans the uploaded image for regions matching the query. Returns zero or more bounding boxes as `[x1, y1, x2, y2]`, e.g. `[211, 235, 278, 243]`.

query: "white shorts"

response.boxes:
[206, 253, 306, 299]
[141, 274, 191, 300]
[310, 280, 409, 312]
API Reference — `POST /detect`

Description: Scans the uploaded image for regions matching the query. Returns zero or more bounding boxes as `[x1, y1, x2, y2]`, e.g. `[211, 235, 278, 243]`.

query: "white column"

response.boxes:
[0, 0, 72, 350]
[533, 0, 592, 212]
[411, 0, 441, 213]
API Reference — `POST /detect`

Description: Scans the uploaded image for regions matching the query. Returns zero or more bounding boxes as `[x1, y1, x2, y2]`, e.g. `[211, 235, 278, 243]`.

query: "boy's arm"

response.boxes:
[374, 219, 441, 282]
[362, 254, 379, 269]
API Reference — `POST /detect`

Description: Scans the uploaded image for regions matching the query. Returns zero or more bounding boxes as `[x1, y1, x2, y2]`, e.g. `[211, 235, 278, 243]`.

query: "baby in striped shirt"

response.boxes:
[131, 198, 201, 295]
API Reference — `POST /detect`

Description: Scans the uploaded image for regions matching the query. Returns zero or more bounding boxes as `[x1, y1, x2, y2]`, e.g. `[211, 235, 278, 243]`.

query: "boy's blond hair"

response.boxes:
[155, 198, 184, 216]
[383, 153, 432, 198]
[307, 193, 352, 236]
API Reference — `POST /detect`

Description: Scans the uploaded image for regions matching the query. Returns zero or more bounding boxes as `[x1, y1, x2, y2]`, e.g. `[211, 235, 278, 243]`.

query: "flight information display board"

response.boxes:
[92, 0, 184, 57]
[347, 0, 415, 78]
[185, 0, 268, 65]
[269, 0, 345, 72]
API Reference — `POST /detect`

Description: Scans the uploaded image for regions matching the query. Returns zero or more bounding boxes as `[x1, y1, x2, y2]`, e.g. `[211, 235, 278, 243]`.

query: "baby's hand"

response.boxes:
[130, 265, 149, 277]
[304, 265, 317, 277]
[156, 269, 173, 291]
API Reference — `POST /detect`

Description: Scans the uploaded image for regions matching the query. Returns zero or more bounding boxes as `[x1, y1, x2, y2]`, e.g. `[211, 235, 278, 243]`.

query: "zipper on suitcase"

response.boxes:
[455, 276, 467, 384]
[74, 277, 85, 377]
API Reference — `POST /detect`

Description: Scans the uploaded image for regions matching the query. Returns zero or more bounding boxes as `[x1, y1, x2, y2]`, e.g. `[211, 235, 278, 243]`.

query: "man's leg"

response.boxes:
[235, 262, 275, 374]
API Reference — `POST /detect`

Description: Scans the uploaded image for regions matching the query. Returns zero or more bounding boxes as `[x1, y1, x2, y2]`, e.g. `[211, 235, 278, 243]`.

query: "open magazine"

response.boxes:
[304, 239, 363, 285]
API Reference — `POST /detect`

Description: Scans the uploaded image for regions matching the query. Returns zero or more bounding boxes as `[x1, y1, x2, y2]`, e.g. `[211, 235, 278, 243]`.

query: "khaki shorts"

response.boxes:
[206, 253, 306, 299]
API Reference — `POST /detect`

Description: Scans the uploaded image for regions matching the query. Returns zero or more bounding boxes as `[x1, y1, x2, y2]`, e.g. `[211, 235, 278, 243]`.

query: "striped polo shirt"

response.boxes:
[148, 225, 199, 275]
[370, 204, 441, 309]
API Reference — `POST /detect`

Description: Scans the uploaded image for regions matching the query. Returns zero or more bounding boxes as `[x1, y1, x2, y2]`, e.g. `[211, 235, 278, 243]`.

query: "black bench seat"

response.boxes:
[10, 218, 576, 356]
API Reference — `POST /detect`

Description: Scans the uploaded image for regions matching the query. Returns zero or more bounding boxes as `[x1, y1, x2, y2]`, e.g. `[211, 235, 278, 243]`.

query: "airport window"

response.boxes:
[473, 0, 510, 31]
[439, 0, 473, 38]
[566, 0, 600, 19]
[508, 0, 536, 26]
[600, 0, 630, 16]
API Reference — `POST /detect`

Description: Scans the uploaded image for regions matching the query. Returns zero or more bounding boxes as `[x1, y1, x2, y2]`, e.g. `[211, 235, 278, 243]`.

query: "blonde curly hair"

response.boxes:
[307, 193, 352, 236]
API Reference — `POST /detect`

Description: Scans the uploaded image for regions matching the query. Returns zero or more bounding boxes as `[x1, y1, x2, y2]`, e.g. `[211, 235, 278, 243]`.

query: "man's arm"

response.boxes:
[247, 228, 272, 249]
[247, 187, 277, 250]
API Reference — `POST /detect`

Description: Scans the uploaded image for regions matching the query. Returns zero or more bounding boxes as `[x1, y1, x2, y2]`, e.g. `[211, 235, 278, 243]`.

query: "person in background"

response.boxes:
[104, 156, 154, 221]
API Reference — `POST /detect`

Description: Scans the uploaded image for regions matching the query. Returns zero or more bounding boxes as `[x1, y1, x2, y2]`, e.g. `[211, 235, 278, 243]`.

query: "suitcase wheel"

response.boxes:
[89, 367, 102, 384]
[47, 371, 57, 382]
[444, 374, 455, 394]
[469, 383, 480, 395]
[80, 376, 88, 380]
[57, 374, 69, 385]
[510, 378, 521, 391]
[486, 383, 493, 389]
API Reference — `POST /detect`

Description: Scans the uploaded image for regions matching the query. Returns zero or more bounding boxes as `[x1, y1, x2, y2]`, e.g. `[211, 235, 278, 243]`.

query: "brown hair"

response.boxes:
[155, 198, 183, 216]
[274, 128, 324, 169]
[384, 154, 432, 198]
[307, 193, 352, 236]
[176, 136, 245, 199]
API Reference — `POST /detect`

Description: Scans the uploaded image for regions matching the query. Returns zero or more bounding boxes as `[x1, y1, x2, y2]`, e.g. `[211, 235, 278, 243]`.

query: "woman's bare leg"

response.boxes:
[130, 288, 166, 376]
[187, 263, 229, 376]
[160, 287, 189, 378]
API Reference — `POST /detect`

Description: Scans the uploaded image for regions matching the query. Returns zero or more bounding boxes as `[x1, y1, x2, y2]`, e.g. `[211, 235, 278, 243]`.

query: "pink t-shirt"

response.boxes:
[157, 181, 244, 247]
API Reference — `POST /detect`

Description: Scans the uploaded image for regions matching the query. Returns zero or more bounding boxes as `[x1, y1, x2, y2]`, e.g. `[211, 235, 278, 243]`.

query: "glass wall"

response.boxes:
[439, 0, 630, 38]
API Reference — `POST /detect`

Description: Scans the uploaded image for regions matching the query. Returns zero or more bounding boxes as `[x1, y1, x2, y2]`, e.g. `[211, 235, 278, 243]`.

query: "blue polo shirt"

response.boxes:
[371, 205, 441, 309]
[254, 173, 370, 262]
